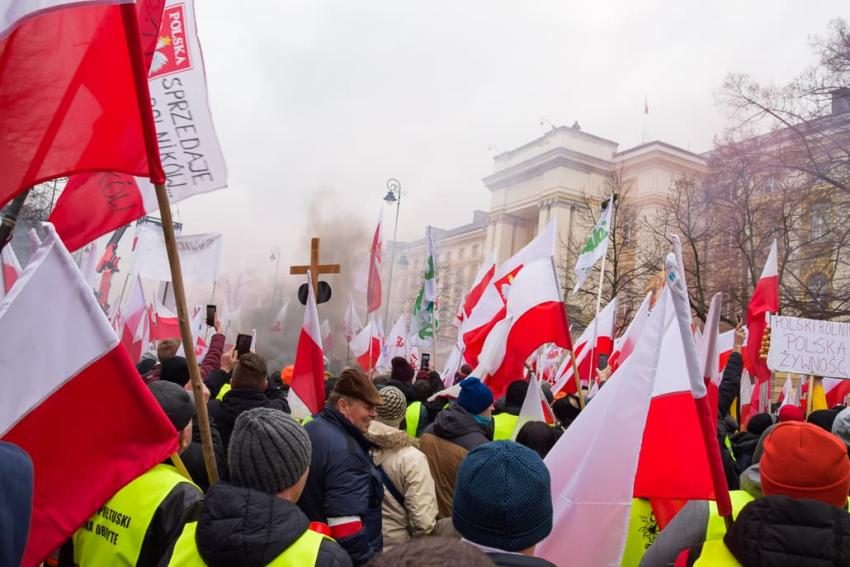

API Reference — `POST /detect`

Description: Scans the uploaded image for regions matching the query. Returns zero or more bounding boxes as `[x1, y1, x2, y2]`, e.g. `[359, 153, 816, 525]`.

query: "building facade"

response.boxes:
[384, 123, 709, 358]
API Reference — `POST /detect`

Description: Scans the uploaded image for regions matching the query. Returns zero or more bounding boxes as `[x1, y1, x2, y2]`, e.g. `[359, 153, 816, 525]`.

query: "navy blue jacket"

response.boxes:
[298, 406, 383, 566]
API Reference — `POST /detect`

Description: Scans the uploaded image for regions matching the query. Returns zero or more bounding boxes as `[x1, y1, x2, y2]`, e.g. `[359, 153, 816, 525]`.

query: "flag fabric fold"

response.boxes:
[366, 210, 383, 314]
[0, 223, 176, 565]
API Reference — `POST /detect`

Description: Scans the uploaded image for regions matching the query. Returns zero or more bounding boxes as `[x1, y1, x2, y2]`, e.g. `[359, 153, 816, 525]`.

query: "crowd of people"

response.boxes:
[8, 318, 850, 566]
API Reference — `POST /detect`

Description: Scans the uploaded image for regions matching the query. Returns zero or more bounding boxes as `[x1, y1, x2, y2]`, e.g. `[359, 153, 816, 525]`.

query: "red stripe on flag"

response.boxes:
[2, 345, 176, 565]
[633, 391, 714, 501]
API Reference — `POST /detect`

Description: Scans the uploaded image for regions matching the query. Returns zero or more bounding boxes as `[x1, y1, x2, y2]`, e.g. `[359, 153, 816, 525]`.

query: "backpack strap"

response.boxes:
[376, 464, 405, 507]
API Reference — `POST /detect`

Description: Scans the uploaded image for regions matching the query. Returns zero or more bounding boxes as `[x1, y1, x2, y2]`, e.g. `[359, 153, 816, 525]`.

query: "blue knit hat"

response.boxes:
[457, 377, 493, 415]
[453, 441, 552, 552]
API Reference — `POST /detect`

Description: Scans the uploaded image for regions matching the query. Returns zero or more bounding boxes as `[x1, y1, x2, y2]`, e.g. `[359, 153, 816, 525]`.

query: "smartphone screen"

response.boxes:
[421, 353, 431, 369]
[236, 333, 252, 357]
[206, 305, 216, 327]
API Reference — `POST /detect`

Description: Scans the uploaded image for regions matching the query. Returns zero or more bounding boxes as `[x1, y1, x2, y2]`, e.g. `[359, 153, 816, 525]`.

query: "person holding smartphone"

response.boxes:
[142, 311, 227, 390]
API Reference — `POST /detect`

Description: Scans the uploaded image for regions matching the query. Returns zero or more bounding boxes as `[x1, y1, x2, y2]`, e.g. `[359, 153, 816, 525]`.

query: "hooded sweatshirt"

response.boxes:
[366, 420, 438, 549]
[418, 404, 494, 518]
[193, 482, 351, 567]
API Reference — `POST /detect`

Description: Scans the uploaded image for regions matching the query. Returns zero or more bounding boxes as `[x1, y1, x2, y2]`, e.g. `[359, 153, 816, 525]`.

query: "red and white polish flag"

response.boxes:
[120, 274, 147, 363]
[744, 240, 779, 420]
[351, 318, 381, 372]
[512, 374, 556, 439]
[290, 272, 326, 418]
[462, 222, 556, 367]
[475, 258, 571, 399]
[538, 273, 721, 565]
[552, 297, 617, 395]
[0, 244, 23, 299]
[0, 224, 177, 565]
[0, 0, 165, 210]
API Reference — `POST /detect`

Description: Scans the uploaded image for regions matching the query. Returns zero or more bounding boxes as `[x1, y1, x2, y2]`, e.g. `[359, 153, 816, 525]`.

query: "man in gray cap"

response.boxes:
[164, 407, 351, 566]
[62, 381, 203, 566]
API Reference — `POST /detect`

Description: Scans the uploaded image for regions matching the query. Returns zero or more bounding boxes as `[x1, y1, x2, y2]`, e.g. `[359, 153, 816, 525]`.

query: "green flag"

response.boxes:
[411, 226, 437, 341]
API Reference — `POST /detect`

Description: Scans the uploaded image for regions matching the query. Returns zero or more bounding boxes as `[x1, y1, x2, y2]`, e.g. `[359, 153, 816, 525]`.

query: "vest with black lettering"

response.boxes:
[492, 412, 519, 440]
[405, 402, 424, 437]
[620, 498, 658, 567]
[168, 521, 332, 566]
[73, 464, 198, 566]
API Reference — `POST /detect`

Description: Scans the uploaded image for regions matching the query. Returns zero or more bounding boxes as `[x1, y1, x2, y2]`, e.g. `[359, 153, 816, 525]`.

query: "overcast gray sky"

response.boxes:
[175, 0, 848, 288]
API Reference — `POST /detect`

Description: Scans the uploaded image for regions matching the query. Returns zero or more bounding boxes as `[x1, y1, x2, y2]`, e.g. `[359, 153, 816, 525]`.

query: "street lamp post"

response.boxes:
[383, 178, 401, 330]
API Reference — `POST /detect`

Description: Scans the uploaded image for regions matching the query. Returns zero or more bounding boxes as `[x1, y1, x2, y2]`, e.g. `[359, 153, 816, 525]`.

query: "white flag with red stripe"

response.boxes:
[779, 375, 795, 407]
[552, 297, 617, 395]
[290, 273, 325, 418]
[120, 274, 147, 363]
[351, 318, 381, 372]
[512, 375, 556, 439]
[745, 240, 779, 419]
[538, 270, 720, 564]
[461, 222, 556, 367]
[475, 258, 571, 399]
[378, 314, 409, 371]
[0, 224, 177, 565]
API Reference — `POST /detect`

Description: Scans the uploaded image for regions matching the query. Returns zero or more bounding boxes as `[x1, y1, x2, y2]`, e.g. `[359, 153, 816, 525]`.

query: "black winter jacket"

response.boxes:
[207, 387, 291, 449]
[181, 416, 228, 490]
[683, 496, 850, 566]
[298, 406, 383, 566]
[717, 351, 743, 420]
[421, 403, 494, 451]
[177, 482, 351, 567]
[723, 496, 850, 566]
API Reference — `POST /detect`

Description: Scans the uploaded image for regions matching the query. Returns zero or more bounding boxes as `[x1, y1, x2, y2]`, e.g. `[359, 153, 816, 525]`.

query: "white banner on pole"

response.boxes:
[133, 223, 222, 283]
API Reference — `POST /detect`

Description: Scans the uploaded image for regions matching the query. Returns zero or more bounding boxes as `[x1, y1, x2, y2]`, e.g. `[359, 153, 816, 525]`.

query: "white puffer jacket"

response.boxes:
[366, 419, 439, 550]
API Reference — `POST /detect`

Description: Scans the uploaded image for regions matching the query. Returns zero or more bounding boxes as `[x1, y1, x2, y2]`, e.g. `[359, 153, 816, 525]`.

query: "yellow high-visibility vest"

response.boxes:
[492, 413, 519, 440]
[405, 402, 423, 437]
[706, 491, 755, 542]
[216, 383, 231, 401]
[621, 498, 657, 567]
[693, 540, 740, 566]
[168, 521, 330, 566]
[73, 464, 198, 566]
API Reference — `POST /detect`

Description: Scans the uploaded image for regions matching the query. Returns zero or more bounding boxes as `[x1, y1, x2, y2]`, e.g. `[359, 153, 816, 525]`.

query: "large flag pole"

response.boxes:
[121, 4, 218, 484]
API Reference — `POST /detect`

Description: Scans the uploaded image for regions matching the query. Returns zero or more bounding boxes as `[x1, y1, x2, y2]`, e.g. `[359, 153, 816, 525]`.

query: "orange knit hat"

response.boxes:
[280, 365, 294, 386]
[760, 421, 850, 508]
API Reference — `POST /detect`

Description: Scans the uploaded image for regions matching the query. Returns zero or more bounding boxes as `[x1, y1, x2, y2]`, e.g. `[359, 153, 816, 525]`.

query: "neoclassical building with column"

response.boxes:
[385, 122, 708, 355]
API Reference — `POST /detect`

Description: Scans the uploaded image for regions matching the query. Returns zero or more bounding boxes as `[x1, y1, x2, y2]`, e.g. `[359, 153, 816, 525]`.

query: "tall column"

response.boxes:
[548, 198, 576, 283]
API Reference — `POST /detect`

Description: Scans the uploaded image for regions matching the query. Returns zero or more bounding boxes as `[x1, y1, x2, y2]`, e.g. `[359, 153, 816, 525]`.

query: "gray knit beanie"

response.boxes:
[228, 407, 312, 494]
[377, 386, 407, 426]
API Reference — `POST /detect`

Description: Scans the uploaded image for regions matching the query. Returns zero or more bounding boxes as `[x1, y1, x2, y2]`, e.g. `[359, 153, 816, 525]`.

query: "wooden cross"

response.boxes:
[289, 238, 341, 297]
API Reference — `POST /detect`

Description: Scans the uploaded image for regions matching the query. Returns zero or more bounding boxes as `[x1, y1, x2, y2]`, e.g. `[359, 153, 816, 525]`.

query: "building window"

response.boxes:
[807, 272, 830, 306]
[810, 203, 830, 241]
